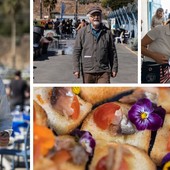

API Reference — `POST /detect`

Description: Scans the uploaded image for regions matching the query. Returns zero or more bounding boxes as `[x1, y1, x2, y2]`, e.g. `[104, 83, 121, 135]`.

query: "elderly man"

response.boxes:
[73, 6, 118, 83]
[0, 78, 13, 146]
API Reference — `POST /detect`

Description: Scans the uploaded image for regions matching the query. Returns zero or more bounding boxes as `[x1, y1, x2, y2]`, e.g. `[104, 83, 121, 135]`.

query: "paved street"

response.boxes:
[33, 38, 138, 84]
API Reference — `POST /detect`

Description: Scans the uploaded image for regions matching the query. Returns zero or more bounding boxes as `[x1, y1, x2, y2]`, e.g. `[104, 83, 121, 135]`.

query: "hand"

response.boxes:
[74, 72, 80, 79]
[0, 131, 10, 147]
[151, 53, 168, 64]
[111, 71, 117, 78]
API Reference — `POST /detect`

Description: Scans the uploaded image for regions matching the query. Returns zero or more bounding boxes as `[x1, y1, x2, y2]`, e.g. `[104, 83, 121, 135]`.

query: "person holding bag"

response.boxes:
[141, 23, 170, 83]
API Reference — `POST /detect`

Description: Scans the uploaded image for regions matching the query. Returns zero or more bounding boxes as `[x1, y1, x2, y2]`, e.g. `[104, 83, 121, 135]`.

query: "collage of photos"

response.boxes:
[0, 0, 170, 170]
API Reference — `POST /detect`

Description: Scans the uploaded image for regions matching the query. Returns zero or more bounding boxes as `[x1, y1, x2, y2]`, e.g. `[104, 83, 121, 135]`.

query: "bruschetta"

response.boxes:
[34, 87, 92, 135]
[89, 141, 156, 170]
[150, 114, 170, 165]
[34, 125, 95, 170]
[81, 102, 151, 152]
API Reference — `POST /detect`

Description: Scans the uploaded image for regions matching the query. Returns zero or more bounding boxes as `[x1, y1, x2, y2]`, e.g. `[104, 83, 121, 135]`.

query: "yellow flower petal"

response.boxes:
[72, 87, 80, 95]
[163, 161, 170, 170]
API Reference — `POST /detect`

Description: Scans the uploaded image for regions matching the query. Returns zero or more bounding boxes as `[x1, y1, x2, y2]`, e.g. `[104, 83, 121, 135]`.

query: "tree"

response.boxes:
[43, 0, 57, 18]
[101, 0, 134, 10]
[2, 0, 25, 69]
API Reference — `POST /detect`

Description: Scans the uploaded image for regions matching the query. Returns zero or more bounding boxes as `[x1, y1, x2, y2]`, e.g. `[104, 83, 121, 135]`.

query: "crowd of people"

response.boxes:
[34, 17, 89, 38]
[48, 18, 131, 43]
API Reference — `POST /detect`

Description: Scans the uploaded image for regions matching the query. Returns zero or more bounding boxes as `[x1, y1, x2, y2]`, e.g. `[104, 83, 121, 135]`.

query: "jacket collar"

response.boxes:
[87, 23, 107, 33]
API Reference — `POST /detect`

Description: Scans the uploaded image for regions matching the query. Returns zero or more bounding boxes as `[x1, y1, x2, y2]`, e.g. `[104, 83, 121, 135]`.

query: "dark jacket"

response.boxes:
[73, 24, 118, 73]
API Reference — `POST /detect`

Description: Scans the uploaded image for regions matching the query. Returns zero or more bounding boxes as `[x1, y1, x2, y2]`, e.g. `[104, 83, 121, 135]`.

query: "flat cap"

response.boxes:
[87, 6, 102, 15]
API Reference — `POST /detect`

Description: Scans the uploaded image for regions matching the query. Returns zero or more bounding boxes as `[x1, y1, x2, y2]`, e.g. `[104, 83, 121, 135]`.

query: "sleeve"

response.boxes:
[108, 31, 118, 73]
[147, 26, 161, 41]
[73, 29, 83, 73]
[0, 78, 13, 132]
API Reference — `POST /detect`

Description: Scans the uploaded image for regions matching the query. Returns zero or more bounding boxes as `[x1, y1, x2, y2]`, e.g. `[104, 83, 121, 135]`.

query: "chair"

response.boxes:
[115, 31, 124, 44]
[15, 123, 30, 170]
[0, 124, 30, 170]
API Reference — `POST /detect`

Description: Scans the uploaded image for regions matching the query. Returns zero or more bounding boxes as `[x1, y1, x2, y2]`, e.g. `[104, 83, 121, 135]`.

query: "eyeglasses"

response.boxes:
[90, 13, 101, 18]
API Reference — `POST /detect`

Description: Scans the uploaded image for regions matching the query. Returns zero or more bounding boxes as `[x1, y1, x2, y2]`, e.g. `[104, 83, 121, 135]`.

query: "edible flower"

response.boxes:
[71, 129, 96, 155]
[163, 162, 170, 170]
[34, 124, 55, 157]
[162, 153, 170, 170]
[72, 87, 80, 95]
[128, 98, 165, 131]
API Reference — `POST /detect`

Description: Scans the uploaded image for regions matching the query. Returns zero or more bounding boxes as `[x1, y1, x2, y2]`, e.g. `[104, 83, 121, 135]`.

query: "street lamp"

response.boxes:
[40, 0, 42, 19]
[75, 0, 78, 22]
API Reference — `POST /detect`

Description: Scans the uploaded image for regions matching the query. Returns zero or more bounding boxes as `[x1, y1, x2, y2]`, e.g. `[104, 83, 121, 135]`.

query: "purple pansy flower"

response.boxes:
[79, 131, 96, 155]
[162, 153, 170, 169]
[162, 153, 170, 165]
[128, 98, 165, 131]
[71, 129, 88, 139]
[71, 129, 96, 155]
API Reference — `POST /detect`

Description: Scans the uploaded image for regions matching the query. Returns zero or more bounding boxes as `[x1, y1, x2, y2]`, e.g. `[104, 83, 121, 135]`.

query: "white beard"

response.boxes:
[93, 21, 100, 26]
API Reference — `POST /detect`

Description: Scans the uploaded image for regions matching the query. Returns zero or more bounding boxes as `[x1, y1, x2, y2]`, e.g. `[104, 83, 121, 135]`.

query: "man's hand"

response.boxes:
[111, 71, 117, 78]
[0, 131, 10, 147]
[74, 72, 80, 78]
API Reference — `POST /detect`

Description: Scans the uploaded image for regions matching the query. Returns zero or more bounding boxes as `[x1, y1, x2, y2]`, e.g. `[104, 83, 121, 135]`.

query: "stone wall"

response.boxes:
[34, 0, 108, 19]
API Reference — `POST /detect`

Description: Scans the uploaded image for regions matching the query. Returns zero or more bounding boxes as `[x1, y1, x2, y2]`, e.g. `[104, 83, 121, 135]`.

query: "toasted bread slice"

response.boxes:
[58, 162, 85, 170]
[119, 87, 159, 104]
[81, 102, 151, 152]
[81, 105, 124, 143]
[80, 87, 134, 105]
[34, 87, 92, 135]
[89, 141, 156, 170]
[34, 157, 58, 170]
[158, 87, 170, 114]
[150, 114, 170, 165]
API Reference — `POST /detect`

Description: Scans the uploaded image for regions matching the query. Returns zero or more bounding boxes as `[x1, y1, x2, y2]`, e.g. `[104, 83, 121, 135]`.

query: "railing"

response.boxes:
[108, 1, 138, 39]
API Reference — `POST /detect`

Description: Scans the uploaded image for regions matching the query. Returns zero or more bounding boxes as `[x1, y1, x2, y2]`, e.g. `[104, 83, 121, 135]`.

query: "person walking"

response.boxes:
[76, 19, 87, 31]
[0, 78, 13, 147]
[73, 6, 118, 83]
[54, 18, 61, 35]
[7, 70, 30, 111]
